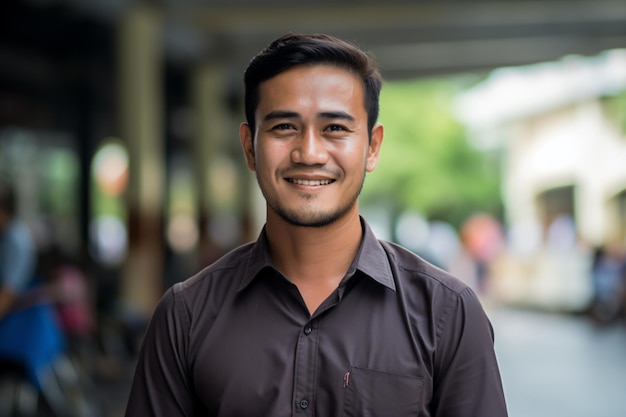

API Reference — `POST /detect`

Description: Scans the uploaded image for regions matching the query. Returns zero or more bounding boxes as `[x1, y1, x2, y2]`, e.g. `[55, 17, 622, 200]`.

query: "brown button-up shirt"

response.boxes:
[125, 218, 508, 417]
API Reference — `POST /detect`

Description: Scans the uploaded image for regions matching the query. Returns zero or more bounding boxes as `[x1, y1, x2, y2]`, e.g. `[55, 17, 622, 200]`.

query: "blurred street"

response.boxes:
[491, 306, 626, 417]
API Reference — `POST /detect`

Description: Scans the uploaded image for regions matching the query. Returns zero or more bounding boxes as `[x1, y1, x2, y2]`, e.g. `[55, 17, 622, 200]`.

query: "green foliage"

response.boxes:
[361, 77, 502, 228]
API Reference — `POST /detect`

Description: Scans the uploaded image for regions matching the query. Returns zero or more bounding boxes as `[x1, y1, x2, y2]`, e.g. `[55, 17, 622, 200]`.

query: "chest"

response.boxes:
[188, 281, 433, 416]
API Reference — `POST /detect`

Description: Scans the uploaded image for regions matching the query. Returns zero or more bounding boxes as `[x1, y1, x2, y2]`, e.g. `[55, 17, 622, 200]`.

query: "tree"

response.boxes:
[361, 76, 502, 229]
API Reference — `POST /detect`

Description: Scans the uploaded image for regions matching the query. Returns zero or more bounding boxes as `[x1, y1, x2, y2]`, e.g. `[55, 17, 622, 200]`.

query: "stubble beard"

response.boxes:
[257, 171, 366, 228]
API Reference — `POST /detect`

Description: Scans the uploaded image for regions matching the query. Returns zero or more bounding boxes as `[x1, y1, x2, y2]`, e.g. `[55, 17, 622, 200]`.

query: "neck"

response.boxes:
[265, 209, 363, 285]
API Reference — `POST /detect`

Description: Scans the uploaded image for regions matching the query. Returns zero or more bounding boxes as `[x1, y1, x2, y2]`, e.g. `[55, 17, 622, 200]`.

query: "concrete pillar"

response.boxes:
[191, 64, 258, 265]
[117, 6, 164, 315]
[191, 64, 229, 264]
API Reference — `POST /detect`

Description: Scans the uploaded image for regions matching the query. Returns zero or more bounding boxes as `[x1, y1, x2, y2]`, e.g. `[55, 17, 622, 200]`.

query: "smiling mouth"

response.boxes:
[287, 178, 334, 186]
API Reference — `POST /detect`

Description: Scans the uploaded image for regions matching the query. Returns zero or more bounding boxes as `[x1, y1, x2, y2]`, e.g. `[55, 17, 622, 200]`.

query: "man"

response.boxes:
[125, 33, 508, 416]
[0, 184, 36, 319]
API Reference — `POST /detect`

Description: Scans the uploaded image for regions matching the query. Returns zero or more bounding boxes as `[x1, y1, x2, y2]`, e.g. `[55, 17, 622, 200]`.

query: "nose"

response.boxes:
[291, 128, 328, 165]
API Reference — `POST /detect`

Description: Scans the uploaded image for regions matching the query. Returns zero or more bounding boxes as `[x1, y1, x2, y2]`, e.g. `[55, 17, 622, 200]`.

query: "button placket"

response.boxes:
[293, 319, 318, 414]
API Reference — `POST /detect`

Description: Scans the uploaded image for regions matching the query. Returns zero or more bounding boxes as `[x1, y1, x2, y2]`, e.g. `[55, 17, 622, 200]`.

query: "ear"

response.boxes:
[239, 123, 256, 171]
[366, 124, 384, 172]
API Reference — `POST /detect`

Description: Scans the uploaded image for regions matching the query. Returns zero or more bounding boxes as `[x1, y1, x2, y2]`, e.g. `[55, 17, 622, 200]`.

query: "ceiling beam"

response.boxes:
[161, 1, 626, 78]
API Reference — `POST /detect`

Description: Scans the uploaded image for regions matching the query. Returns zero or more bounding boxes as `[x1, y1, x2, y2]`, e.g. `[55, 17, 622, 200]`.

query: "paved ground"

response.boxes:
[490, 307, 626, 417]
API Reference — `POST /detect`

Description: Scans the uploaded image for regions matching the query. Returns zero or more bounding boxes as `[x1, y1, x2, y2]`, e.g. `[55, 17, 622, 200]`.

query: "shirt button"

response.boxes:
[299, 399, 309, 409]
[303, 326, 312, 335]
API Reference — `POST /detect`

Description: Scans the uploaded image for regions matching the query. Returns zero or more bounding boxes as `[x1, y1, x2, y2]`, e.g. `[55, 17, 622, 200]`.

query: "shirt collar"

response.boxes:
[351, 217, 396, 291]
[238, 216, 395, 292]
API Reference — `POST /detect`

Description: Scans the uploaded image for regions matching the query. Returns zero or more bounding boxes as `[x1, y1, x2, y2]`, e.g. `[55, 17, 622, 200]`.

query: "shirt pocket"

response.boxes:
[342, 366, 424, 417]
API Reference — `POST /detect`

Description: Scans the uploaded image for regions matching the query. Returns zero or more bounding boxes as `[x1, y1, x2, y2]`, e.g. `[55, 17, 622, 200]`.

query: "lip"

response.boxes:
[286, 178, 335, 186]
[283, 172, 336, 187]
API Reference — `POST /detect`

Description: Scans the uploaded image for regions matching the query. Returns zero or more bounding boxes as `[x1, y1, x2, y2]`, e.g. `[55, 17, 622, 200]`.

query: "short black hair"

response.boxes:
[244, 33, 383, 137]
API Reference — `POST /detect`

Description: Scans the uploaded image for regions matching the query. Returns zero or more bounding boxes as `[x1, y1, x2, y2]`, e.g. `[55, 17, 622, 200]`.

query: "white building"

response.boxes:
[456, 49, 626, 311]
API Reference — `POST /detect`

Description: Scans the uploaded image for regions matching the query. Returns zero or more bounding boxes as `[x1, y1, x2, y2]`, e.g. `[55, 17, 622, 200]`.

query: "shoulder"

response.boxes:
[379, 240, 470, 296]
[168, 242, 256, 309]
[148, 242, 258, 352]
[150, 241, 257, 326]
[379, 240, 493, 347]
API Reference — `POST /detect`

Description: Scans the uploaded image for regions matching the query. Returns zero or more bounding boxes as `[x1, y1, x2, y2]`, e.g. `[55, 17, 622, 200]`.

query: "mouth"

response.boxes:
[286, 178, 334, 186]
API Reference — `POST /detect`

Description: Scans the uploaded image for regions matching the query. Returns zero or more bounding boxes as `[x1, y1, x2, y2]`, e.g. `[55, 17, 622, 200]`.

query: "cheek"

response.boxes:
[255, 145, 284, 174]
[338, 143, 370, 170]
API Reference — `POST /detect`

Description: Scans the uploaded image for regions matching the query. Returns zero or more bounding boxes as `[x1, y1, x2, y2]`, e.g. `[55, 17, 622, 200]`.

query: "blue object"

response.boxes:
[0, 303, 66, 389]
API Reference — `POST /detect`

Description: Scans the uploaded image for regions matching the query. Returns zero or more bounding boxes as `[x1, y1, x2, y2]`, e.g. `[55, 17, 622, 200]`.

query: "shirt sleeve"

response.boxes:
[431, 287, 508, 417]
[125, 286, 199, 417]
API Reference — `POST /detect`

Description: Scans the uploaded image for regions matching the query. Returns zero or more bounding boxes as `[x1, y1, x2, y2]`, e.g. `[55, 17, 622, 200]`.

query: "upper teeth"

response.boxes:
[290, 179, 332, 186]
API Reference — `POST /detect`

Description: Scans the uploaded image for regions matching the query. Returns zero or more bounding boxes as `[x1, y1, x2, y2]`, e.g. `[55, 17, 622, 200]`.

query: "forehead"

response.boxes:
[256, 65, 366, 115]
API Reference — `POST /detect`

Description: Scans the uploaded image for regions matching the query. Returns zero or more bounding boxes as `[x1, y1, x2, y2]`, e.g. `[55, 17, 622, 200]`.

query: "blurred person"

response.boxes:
[0, 184, 70, 415]
[0, 183, 36, 319]
[589, 242, 626, 323]
[38, 247, 97, 365]
[38, 246, 103, 417]
[460, 213, 505, 294]
[545, 213, 577, 252]
[125, 33, 508, 417]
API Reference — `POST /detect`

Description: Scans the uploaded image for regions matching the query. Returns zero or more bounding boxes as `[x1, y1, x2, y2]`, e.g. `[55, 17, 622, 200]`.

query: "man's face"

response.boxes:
[240, 64, 383, 227]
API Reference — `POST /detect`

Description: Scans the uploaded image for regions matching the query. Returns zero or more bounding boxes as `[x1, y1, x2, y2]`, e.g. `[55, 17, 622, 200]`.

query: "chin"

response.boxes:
[272, 204, 355, 228]
[282, 215, 339, 228]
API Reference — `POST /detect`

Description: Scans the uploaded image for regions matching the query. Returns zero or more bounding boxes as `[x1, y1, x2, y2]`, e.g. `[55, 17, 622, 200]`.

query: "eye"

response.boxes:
[272, 123, 294, 131]
[325, 124, 347, 132]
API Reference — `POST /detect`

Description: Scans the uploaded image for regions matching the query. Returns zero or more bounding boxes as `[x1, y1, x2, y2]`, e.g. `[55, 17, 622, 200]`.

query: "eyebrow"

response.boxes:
[319, 111, 355, 122]
[263, 110, 299, 121]
[263, 110, 355, 122]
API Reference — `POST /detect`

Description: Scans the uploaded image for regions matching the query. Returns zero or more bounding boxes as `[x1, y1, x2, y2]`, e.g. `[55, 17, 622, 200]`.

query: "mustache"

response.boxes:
[278, 164, 340, 177]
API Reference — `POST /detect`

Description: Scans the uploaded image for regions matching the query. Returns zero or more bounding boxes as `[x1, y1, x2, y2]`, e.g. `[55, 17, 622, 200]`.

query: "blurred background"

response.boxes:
[0, 0, 625, 416]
